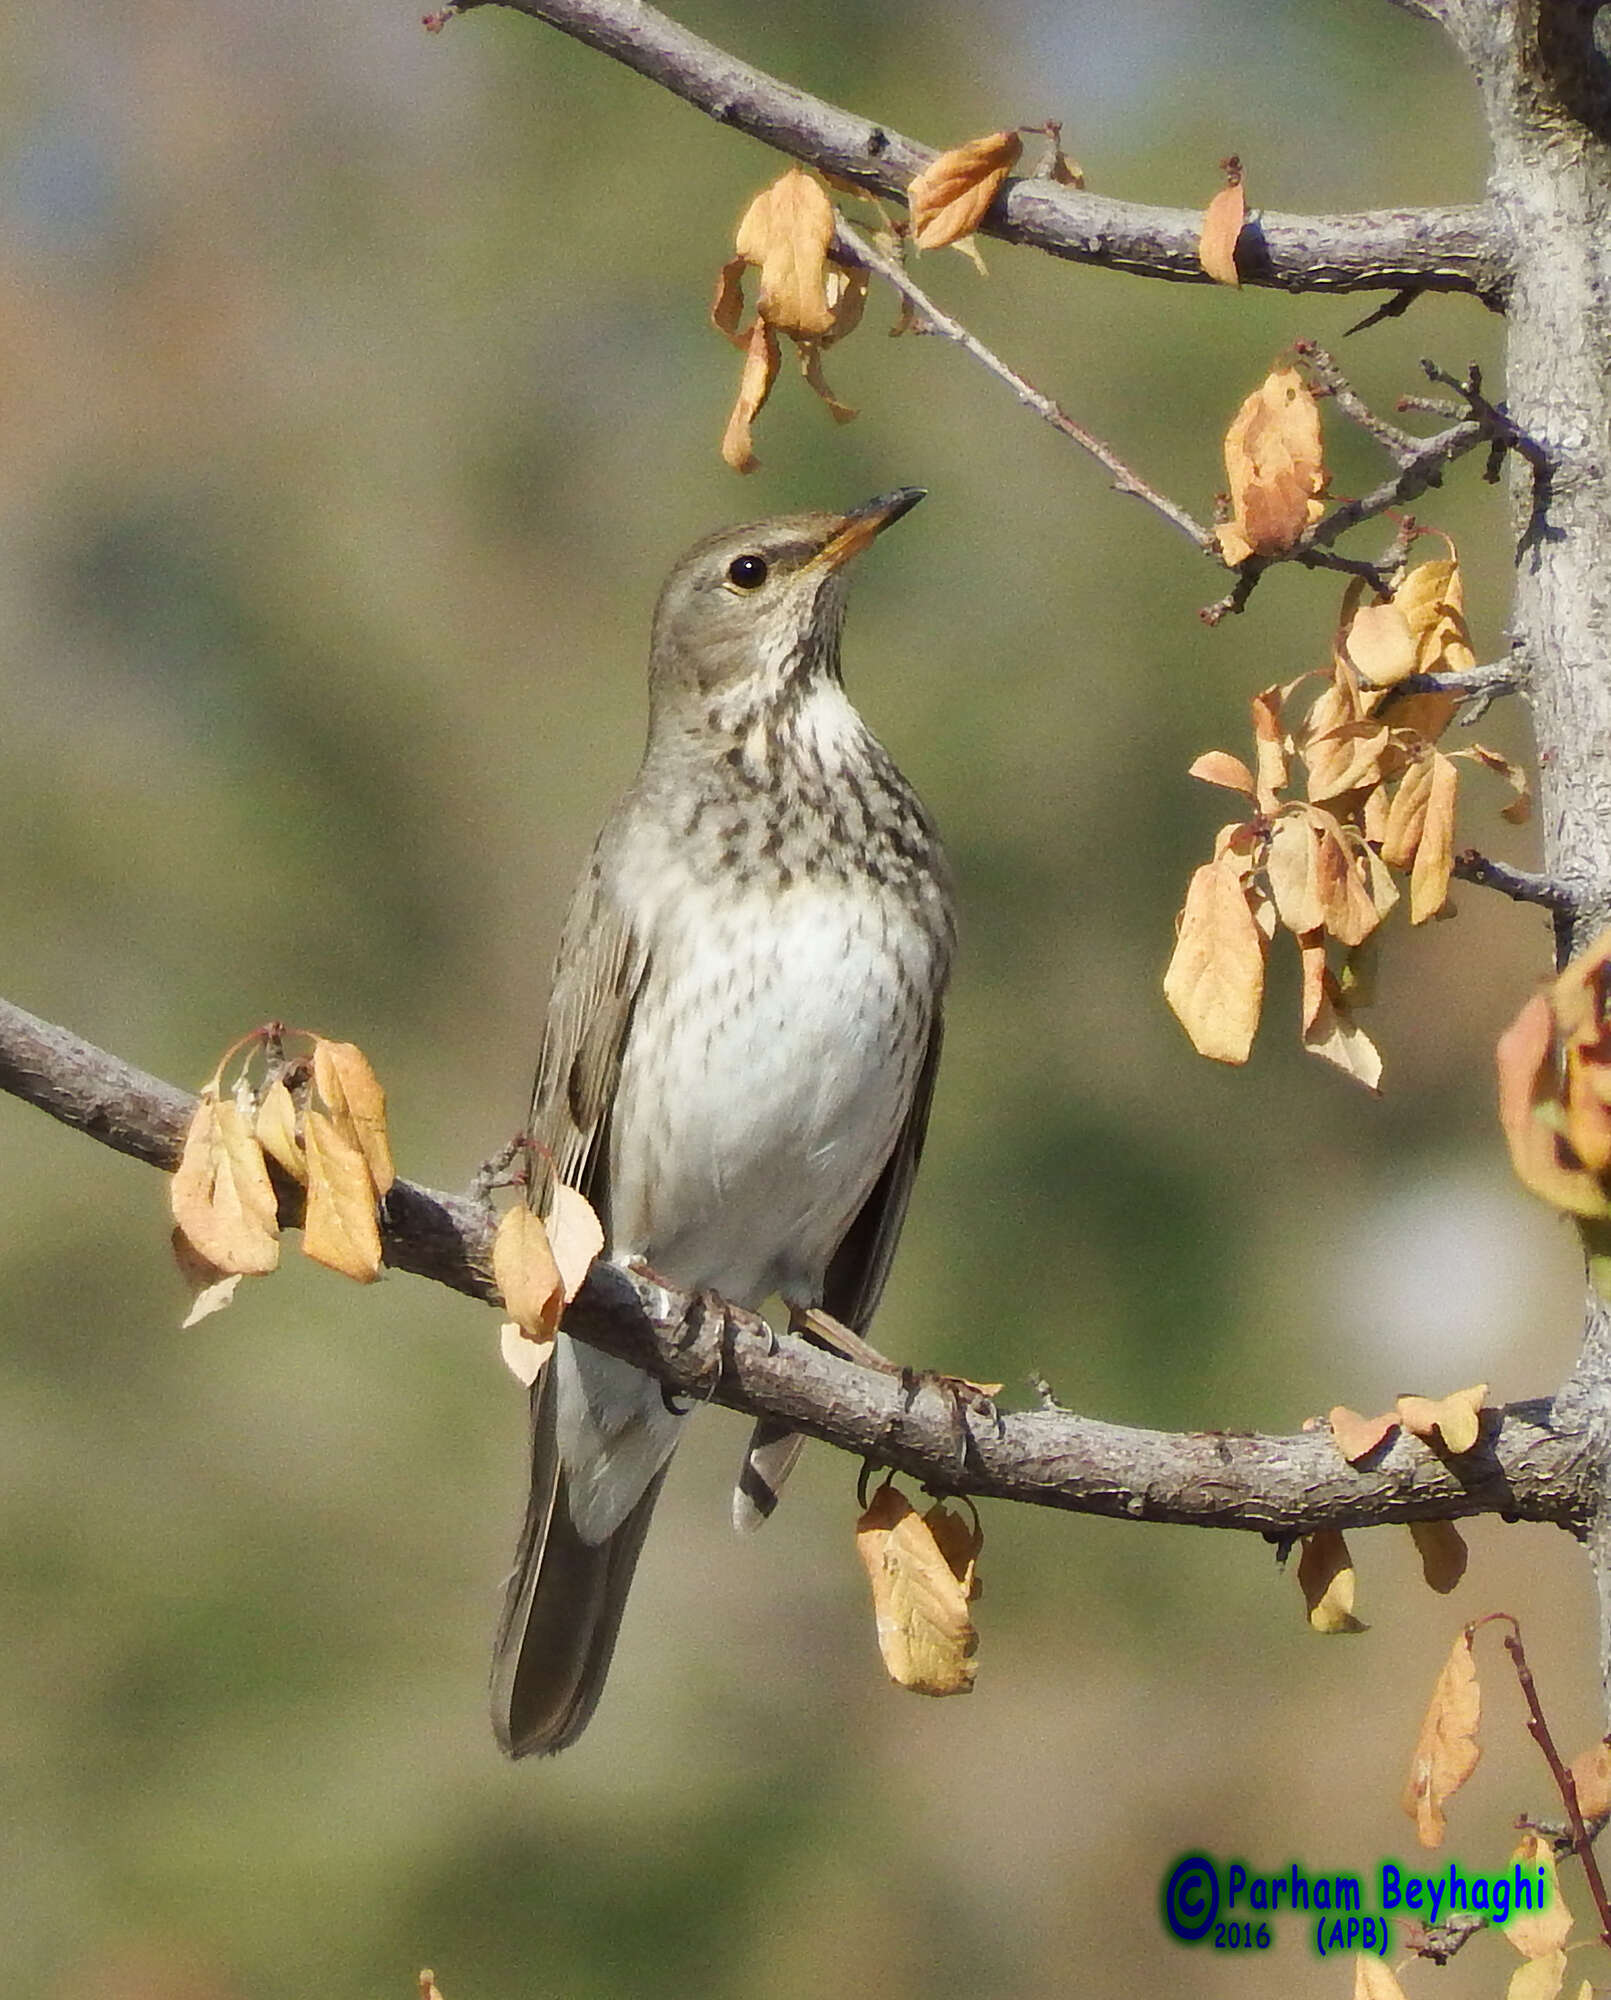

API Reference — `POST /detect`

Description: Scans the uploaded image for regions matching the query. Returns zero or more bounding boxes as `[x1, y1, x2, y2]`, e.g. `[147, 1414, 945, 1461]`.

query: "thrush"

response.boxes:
[490, 487, 954, 1756]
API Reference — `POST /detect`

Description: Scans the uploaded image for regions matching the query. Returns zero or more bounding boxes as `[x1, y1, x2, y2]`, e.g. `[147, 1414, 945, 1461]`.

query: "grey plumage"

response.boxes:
[491, 489, 953, 1756]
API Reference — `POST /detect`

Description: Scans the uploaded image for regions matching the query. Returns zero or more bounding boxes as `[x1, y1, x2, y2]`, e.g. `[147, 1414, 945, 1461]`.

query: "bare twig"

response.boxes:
[446, 0, 1511, 298]
[1494, 1617, 1611, 1948]
[1297, 343, 1422, 462]
[1387, 660, 1525, 704]
[0, 994, 1594, 1535]
[1452, 851, 1582, 915]
[834, 222, 1214, 552]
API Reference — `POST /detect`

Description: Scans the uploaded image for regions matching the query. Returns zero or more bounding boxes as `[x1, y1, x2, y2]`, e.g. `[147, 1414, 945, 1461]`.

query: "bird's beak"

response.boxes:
[813, 487, 927, 572]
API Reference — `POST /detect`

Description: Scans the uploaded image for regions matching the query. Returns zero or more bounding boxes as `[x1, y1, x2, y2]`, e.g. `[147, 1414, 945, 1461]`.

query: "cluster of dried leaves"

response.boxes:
[169, 1029, 396, 1322]
[1497, 928, 1611, 1229]
[855, 1480, 983, 1696]
[491, 1181, 602, 1384]
[1292, 1386, 1487, 1635]
[712, 128, 1043, 470]
[1166, 379, 1528, 1088]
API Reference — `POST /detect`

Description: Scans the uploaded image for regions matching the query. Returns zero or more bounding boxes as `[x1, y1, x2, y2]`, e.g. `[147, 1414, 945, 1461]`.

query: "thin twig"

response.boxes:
[1451, 851, 1581, 915]
[1495, 1618, 1611, 1949]
[1388, 659, 1525, 709]
[1297, 343, 1422, 462]
[834, 220, 1215, 553]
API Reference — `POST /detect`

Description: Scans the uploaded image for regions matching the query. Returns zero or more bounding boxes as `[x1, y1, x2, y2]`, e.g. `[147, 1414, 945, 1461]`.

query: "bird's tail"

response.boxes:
[732, 1417, 806, 1533]
[491, 1335, 683, 1756]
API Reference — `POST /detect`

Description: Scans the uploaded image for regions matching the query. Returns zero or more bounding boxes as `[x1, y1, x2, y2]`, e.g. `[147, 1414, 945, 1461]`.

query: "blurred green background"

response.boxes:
[0, 2, 1595, 1995]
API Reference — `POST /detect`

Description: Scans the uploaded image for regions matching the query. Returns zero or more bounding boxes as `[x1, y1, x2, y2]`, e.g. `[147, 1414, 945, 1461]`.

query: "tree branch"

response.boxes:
[450, 0, 1511, 299]
[0, 996, 1594, 1536]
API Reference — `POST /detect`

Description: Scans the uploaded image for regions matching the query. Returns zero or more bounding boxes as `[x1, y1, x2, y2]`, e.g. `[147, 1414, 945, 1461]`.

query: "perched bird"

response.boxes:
[491, 488, 954, 1756]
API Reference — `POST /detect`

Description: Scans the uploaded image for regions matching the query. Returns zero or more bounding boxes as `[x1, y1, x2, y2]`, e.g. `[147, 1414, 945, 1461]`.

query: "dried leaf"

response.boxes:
[1329, 1405, 1398, 1464]
[1198, 157, 1245, 287]
[710, 255, 749, 346]
[1163, 850, 1267, 1064]
[499, 1321, 553, 1385]
[721, 318, 780, 474]
[1497, 991, 1611, 1218]
[856, 1481, 978, 1695]
[254, 1075, 306, 1184]
[1215, 364, 1326, 563]
[1344, 600, 1417, 687]
[823, 263, 869, 345]
[907, 130, 1022, 251]
[1304, 970, 1384, 1092]
[1354, 1958, 1410, 2000]
[1567, 1735, 1611, 1820]
[1506, 1954, 1568, 2000]
[924, 1498, 983, 1603]
[1396, 1385, 1489, 1456]
[1409, 1519, 1468, 1594]
[734, 166, 836, 338]
[1380, 754, 1435, 873]
[1188, 750, 1257, 798]
[546, 1181, 604, 1303]
[1298, 1528, 1366, 1634]
[1250, 683, 1291, 810]
[1458, 743, 1533, 825]
[494, 1202, 565, 1344]
[1409, 751, 1458, 923]
[302, 1105, 383, 1282]
[312, 1038, 394, 1197]
[1505, 1830, 1572, 1959]
[1402, 1628, 1481, 1848]
[1264, 813, 1327, 935]
[798, 338, 856, 423]
[171, 1226, 246, 1328]
[170, 1091, 281, 1276]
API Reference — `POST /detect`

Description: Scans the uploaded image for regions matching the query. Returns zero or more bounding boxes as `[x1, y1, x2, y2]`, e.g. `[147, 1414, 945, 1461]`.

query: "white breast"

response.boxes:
[604, 873, 936, 1311]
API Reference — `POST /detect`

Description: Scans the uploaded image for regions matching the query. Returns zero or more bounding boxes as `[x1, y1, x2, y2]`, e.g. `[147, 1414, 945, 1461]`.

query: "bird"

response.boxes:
[490, 488, 954, 1756]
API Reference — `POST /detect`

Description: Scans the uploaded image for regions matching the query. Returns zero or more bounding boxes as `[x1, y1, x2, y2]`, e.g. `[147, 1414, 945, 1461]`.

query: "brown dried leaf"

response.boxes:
[1402, 1627, 1481, 1848]
[1265, 813, 1326, 936]
[254, 1074, 306, 1184]
[907, 131, 1023, 251]
[855, 1481, 978, 1695]
[1497, 991, 1611, 1218]
[710, 255, 748, 346]
[1506, 1955, 1568, 2000]
[823, 263, 869, 346]
[1354, 1960, 1410, 2000]
[1298, 1528, 1366, 1634]
[171, 1227, 246, 1328]
[1250, 683, 1290, 810]
[798, 339, 857, 424]
[1303, 959, 1384, 1092]
[494, 1202, 565, 1347]
[1380, 754, 1435, 872]
[1567, 1735, 1611, 1820]
[1505, 1830, 1573, 1960]
[1410, 1519, 1469, 1594]
[1458, 743, 1533, 826]
[924, 1498, 984, 1603]
[547, 1181, 604, 1303]
[1329, 1405, 1398, 1464]
[170, 1091, 281, 1277]
[1215, 365, 1326, 563]
[734, 166, 836, 338]
[1198, 164, 1246, 288]
[312, 1038, 394, 1196]
[1409, 751, 1458, 923]
[1188, 749, 1258, 798]
[1396, 1385, 1489, 1456]
[1163, 850, 1267, 1064]
[302, 1105, 383, 1282]
[1344, 600, 1417, 687]
[721, 319, 780, 474]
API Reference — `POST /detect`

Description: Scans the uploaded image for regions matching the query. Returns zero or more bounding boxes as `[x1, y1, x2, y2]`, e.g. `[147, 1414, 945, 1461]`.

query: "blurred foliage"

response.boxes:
[0, 3, 1594, 1997]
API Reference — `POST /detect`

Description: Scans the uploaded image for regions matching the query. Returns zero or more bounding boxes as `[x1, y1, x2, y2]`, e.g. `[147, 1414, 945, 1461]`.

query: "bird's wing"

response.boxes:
[526, 853, 651, 1225]
[821, 1008, 945, 1333]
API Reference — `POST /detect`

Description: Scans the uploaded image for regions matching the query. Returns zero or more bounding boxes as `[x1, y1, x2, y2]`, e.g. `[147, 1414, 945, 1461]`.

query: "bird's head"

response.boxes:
[645, 488, 925, 735]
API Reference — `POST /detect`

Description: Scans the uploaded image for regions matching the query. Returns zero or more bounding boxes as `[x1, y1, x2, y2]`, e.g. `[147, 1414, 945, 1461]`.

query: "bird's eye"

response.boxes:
[726, 553, 769, 590]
